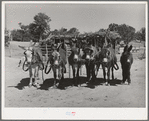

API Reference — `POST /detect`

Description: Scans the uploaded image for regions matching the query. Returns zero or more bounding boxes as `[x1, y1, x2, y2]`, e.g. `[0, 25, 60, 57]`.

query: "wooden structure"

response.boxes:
[39, 32, 121, 77]
[39, 35, 72, 77]
[39, 35, 72, 59]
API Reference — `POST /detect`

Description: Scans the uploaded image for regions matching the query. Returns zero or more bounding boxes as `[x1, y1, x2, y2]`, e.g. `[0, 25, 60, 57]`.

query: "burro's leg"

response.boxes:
[107, 67, 110, 86]
[76, 66, 80, 86]
[71, 66, 74, 86]
[33, 66, 40, 88]
[36, 67, 40, 80]
[111, 67, 114, 80]
[61, 66, 64, 80]
[72, 65, 76, 86]
[58, 66, 64, 89]
[91, 63, 96, 84]
[72, 66, 76, 79]
[58, 67, 62, 80]
[122, 69, 127, 84]
[127, 68, 131, 85]
[102, 65, 106, 83]
[57, 66, 64, 88]
[29, 67, 33, 87]
[127, 76, 131, 85]
[86, 65, 89, 82]
[53, 68, 57, 88]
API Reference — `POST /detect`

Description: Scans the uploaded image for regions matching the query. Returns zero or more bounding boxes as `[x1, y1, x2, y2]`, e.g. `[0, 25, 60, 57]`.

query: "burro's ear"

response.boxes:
[124, 45, 128, 52]
[128, 45, 133, 52]
[18, 45, 28, 50]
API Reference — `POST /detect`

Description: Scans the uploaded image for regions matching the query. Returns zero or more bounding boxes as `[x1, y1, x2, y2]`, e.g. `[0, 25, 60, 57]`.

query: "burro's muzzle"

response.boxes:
[54, 60, 59, 67]
[52, 51, 61, 68]
[125, 59, 131, 66]
[24, 49, 33, 63]
[103, 58, 108, 63]
[86, 54, 91, 61]
[127, 59, 130, 63]
[73, 54, 79, 62]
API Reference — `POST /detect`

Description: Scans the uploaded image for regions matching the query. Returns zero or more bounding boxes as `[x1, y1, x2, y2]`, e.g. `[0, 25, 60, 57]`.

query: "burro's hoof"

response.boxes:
[49, 85, 57, 89]
[53, 85, 57, 89]
[33, 83, 40, 88]
[78, 84, 81, 87]
[24, 86, 30, 89]
[29, 83, 32, 88]
[128, 82, 131, 85]
[36, 85, 41, 88]
[105, 82, 110, 86]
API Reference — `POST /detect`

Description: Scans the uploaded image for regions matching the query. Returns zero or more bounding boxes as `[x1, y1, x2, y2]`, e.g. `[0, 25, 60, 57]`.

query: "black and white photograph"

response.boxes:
[2, 1, 148, 120]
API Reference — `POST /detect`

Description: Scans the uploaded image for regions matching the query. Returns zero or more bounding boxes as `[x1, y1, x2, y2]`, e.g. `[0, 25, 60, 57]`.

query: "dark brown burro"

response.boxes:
[45, 43, 67, 89]
[120, 45, 133, 85]
[68, 47, 82, 86]
[98, 44, 119, 86]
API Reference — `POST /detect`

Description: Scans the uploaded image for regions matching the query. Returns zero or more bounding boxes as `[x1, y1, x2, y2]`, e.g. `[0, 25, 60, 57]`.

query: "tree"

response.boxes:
[108, 23, 119, 32]
[118, 24, 135, 44]
[11, 29, 22, 41]
[18, 23, 25, 41]
[5, 28, 9, 35]
[18, 22, 30, 41]
[98, 28, 105, 32]
[134, 27, 145, 47]
[134, 31, 142, 41]
[67, 27, 79, 37]
[108, 23, 135, 44]
[59, 27, 67, 36]
[140, 27, 145, 41]
[51, 29, 59, 35]
[11, 29, 17, 40]
[28, 13, 51, 42]
[5, 28, 10, 46]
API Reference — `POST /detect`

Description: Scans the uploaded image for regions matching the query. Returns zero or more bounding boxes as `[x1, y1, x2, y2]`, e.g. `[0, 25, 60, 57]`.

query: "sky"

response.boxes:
[4, 2, 146, 33]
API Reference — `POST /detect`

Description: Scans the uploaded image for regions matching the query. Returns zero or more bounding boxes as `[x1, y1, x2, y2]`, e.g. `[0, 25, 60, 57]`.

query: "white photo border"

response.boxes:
[2, 1, 148, 120]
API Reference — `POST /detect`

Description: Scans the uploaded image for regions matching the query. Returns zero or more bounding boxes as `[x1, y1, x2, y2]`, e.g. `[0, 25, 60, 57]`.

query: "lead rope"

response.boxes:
[45, 59, 52, 74]
[113, 61, 119, 70]
[22, 57, 29, 71]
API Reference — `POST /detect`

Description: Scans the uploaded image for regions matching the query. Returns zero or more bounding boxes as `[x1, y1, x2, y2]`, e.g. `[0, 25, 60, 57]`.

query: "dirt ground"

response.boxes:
[4, 42, 146, 107]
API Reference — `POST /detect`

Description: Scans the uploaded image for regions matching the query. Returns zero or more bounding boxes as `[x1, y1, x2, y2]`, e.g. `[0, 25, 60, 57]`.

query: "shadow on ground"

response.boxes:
[10, 77, 122, 90]
[39, 76, 91, 90]
[39, 77, 122, 90]
[10, 78, 31, 90]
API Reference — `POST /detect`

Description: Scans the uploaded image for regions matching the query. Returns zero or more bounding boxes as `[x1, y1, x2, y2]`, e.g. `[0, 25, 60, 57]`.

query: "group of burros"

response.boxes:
[18, 37, 133, 89]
